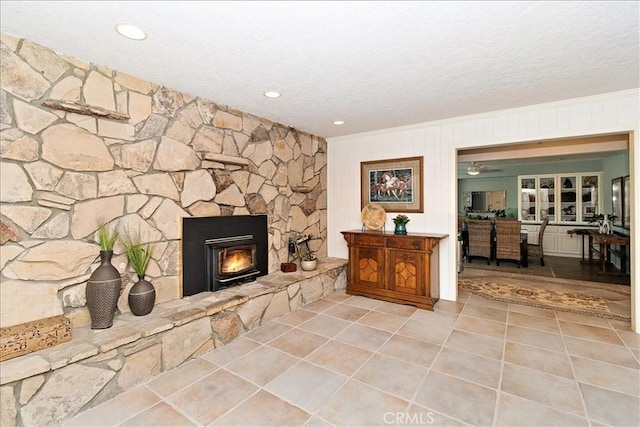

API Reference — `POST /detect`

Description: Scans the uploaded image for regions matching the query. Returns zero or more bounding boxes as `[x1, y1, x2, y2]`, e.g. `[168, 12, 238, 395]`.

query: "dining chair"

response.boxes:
[528, 217, 549, 266]
[495, 218, 523, 267]
[466, 220, 492, 264]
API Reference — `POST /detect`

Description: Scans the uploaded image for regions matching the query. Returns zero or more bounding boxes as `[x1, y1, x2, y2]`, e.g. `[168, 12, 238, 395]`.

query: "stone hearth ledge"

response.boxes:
[0, 258, 347, 426]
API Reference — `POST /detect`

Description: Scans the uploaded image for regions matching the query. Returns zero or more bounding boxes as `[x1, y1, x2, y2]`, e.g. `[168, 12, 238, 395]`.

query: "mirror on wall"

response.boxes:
[463, 191, 506, 213]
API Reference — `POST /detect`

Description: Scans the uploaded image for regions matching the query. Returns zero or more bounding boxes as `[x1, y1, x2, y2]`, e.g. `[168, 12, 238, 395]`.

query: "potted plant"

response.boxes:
[300, 251, 318, 271]
[86, 223, 122, 329]
[120, 230, 156, 316]
[392, 214, 410, 235]
[294, 233, 318, 271]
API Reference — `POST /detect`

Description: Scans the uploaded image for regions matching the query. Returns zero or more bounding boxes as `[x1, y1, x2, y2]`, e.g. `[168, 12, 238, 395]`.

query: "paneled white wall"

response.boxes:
[327, 89, 639, 331]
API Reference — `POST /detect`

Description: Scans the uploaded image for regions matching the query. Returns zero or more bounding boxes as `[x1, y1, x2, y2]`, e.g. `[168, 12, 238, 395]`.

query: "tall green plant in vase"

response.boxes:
[120, 231, 156, 316]
[86, 223, 122, 329]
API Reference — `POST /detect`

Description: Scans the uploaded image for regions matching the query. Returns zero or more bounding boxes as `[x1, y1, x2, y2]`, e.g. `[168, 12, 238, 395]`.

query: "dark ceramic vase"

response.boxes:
[128, 275, 155, 316]
[394, 222, 407, 235]
[86, 250, 122, 329]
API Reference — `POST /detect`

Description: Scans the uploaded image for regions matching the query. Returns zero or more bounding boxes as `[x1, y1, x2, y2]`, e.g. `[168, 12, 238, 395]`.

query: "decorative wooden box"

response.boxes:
[0, 315, 72, 362]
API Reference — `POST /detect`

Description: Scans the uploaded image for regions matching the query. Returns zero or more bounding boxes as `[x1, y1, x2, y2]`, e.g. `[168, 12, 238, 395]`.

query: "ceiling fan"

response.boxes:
[465, 162, 503, 176]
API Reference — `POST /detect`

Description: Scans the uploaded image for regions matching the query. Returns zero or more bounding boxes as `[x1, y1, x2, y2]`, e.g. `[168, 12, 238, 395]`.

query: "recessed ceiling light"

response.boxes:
[115, 23, 147, 41]
[333, 120, 345, 125]
[263, 91, 281, 98]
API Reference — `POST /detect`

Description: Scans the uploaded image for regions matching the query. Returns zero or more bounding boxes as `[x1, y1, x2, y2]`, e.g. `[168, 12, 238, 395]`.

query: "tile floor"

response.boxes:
[66, 282, 639, 427]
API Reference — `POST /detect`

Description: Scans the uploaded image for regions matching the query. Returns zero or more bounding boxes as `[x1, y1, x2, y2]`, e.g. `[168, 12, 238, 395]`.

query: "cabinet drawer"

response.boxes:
[355, 234, 386, 247]
[387, 237, 425, 251]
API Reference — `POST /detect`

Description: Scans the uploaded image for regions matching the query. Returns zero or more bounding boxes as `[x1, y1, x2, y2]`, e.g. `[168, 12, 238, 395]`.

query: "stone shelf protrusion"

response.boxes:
[42, 99, 130, 120]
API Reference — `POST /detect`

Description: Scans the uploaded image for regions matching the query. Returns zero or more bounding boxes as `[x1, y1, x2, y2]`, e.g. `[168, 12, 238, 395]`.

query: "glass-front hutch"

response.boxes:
[518, 173, 601, 224]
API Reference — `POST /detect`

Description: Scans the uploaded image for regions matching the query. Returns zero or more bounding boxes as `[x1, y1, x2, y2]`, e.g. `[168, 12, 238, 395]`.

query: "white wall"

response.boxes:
[327, 89, 639, 332]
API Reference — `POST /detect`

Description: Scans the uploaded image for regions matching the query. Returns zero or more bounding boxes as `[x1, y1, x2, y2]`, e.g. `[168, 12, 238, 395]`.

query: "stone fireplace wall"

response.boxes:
[0, 32, 328, 329]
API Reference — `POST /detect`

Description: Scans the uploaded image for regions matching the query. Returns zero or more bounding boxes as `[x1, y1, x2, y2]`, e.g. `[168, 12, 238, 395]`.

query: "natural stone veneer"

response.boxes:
[0, 260, 347, 426]
[0, 32, 329, 329]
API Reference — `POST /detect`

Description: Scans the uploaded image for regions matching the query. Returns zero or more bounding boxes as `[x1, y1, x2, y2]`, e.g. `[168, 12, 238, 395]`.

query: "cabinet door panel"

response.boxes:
[353, 246, 385, 288]
[387, 250, 425, 295]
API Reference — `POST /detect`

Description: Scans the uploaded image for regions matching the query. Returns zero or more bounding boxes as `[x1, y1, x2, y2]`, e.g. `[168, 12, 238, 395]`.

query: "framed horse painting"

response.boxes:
[360, 156, 424, 213]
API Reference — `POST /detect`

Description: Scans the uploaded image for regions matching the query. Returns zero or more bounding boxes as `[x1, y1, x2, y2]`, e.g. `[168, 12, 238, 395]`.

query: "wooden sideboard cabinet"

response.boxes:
[341, 230, 448, 310]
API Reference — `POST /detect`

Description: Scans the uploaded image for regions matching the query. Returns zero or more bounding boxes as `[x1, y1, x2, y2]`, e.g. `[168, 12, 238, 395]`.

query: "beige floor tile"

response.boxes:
[500, 363, 584, 416]
[264, 361, 347, 413]
[304, 299, 338, 313]
[571, 356, 640, 397]
[343, 295, 383, 309]
[506, 324, 565, 352]
[374, 301, 418, 317]
[466, 294, 509, 310]
[454, 315, 506, 339]
[65, 386, 161, 426]
[353, 353, 428, 399]
[145, 358, 218, 397]
[226, 345, 298, 386]
[119, 401, 196, 426]
[559, 321, 625, 346]
[433, 299, 465, 314]
[609, 318, 634, 332]
[267, 328, 328, 358]
[554, 311, 612, 328]
[334, 323, 391, 351]
[378, 334, 441, 367]
[167, 369, 257, 425]
[504, 341, 573, 378]
[323, 290, 350, 303]
[414, 371, 497, 426]
[580, 383, 640, 426]
[495, 393, 588, 426]
[211, 390, 311, 426]
[445, 329, 504, 360]
[563, 336, 639, 369]
[410, 308, 459, 328]
[508, 303, 556, 319]
[460, 304, 508, 323]
[616, 329, 640, 350]
[396, 318, 452, 345]
[299, 313, 352, 337]
[304, 415, 333, 426]
[507, 311, 560, 333]
[324, 303, 370, 322]
[201, 337, 261, 366]
[244, 321, 292, 343]
[432, 347, 502, 389]
[305, 339, 373, 376]
[356, 310, 407, 333]
[277, 308, 317, 326]
[316, 379, 410, 426]
[406, 404, 471, 427]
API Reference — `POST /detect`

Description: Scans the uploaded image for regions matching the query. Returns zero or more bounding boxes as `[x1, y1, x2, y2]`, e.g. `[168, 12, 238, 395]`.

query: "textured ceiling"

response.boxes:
[1, 1, 638, 138]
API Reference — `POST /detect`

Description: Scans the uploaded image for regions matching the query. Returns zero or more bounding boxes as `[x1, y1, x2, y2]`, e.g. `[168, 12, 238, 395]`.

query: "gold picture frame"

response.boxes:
[360, 156, 424, 213]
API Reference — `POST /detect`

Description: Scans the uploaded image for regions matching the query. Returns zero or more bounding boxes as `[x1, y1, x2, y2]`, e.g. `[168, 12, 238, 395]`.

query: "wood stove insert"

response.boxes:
[182, 215, 268, 296]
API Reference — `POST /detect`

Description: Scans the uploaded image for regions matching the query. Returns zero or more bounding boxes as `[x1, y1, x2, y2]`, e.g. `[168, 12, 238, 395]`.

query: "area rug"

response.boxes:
[458, 277, 631, 322]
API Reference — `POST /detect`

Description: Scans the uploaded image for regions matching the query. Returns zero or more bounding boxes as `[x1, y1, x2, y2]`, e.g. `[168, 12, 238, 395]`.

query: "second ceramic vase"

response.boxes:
[128, 275, 156, 316]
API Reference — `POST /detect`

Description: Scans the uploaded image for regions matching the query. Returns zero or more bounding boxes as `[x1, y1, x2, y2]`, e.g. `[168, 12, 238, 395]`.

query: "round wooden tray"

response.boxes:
[361, 203, 387, 230]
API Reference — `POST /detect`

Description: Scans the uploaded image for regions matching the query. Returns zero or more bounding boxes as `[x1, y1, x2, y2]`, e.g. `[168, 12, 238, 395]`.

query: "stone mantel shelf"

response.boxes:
[0, 257, 347, 386]
[202, 152, 250, 167]
[42, 99, 130, 120]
